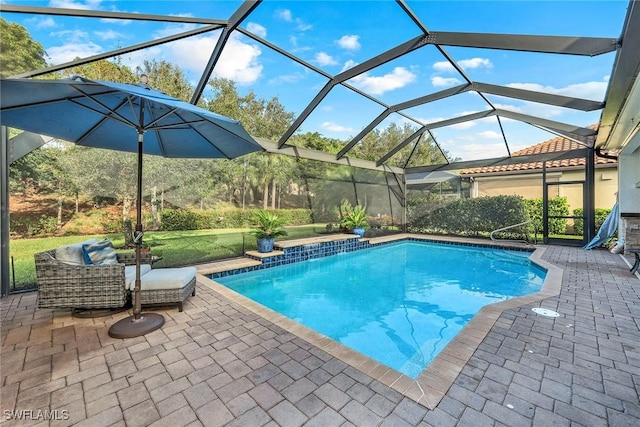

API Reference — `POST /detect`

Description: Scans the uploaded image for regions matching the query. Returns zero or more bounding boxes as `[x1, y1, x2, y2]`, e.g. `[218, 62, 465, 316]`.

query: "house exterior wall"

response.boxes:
[618, 136, 640, 248]
[470, 165, 618, 212]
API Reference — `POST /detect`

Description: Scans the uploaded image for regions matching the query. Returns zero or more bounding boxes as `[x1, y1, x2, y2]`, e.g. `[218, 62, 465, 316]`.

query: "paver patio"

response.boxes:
[1, 241, 639, 426]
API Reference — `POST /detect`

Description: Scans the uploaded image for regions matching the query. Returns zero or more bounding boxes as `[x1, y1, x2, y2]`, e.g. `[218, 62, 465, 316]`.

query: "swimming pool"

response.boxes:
[216, 240, 546, 378]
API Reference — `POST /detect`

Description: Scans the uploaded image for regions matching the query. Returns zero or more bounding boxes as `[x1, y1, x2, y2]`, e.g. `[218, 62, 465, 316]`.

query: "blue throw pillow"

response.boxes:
[82, 238, 118, 265]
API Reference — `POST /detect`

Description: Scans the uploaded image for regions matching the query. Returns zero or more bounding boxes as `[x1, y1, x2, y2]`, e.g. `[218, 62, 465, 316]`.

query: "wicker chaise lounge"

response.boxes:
[34, 248, 153, 310]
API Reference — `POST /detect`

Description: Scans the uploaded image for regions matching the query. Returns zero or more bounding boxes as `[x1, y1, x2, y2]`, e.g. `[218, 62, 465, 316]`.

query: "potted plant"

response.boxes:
[249, 210, 288, 253]
[341, 205, 368, 238]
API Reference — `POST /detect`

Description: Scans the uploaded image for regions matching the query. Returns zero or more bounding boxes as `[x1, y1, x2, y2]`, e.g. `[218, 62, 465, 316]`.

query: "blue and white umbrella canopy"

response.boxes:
[0, 76, 262, 158]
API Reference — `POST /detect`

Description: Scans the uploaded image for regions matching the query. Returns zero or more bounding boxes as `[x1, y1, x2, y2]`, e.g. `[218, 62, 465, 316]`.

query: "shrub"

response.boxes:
[573, 208, 612, 236]
[160, 208, 314, 231]
[100, 211, 124, 233]
[523, 197, 569, 235]
[407, 195, 529, 238]
[37, 215, 59, 235]
[160, 209, 211, 231]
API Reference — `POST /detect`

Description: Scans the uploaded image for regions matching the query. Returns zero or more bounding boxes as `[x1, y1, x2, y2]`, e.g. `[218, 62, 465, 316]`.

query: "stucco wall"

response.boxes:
[471, 166, 619, 212]
[618, 149, 640, 215]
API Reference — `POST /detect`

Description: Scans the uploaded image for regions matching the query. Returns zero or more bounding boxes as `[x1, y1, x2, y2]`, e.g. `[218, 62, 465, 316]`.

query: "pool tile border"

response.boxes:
[209, 233, 537, 280]
[198, 234, 563, 409]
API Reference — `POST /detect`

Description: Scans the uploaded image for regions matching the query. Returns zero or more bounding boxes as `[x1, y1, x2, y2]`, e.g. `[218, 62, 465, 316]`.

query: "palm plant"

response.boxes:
[249, 210, 288, 252]
[341, 205, 369, 230]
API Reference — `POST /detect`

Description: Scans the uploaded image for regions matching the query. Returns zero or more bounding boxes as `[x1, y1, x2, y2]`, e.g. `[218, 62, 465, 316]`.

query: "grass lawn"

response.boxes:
[8, 224, 326, 291]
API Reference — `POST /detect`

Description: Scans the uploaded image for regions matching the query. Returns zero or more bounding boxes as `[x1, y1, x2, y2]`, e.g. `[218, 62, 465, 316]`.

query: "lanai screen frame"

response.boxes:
[1, 0, 640, 296]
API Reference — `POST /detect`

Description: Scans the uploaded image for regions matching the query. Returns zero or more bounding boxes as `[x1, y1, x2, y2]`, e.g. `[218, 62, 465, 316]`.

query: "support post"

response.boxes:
[585, 148, 596, 243]
[1, 126, 10, 297]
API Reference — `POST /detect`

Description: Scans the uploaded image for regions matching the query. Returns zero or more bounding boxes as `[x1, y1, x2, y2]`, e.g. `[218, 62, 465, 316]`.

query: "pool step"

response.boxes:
[196, 257, 262, 275]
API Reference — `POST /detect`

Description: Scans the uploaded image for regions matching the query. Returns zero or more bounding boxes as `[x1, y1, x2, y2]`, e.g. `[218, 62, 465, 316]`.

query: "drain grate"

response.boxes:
[532, 307, 560, 317]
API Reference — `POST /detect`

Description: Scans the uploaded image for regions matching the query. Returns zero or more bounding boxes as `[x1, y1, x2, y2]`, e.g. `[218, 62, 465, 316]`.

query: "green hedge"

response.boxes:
[407, 195, 530, 238]
[407, 194, 575, 239]
[523, 197, 569, 235]
[573, 208, 612, 236]
[160, 208, 313, 231]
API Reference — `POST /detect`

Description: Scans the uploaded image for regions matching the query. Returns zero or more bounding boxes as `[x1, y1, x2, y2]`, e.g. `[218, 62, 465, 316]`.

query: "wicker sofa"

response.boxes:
[34, 248, 152, 310]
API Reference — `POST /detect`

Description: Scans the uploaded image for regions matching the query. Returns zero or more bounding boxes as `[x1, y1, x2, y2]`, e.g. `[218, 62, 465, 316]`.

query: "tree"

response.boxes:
[206, 78, 295, 139]
[289, 132, 344, 154]
[139, 59, 194, 101]
[0, 18, 48, 77]
[9, 148, 56, 195]
[351, 122, 450, 167]
[59, 58, 137, 83]
[206, 78, 297, 208]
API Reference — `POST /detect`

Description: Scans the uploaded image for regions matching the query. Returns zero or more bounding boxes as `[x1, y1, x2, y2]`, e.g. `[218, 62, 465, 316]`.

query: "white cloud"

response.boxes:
[492, 102, 524, 113]
[507, 79, 608, 101]
[431, 76, 461, 87]
[458, 57, 492, 70]
[275, 9, 293, 22]
[454, 142, 508, 160]
[450, 121, 477, 130]
[47, 42, 103, 64]
[30, 17, 57, 29]
[274, 8, 312, 31]
[151, 22, 198, 39]
[433, 57, 492, 73]
[341, 59, 358, 72]
[433, 61, 454, 72]
[350, 67, 416, 95]
[322, 121, 355, 133]
[315, 52, 338, 66]
[268, 72, 306, 85]
[477, 130, 502, 139]
[247, 22, 267, 38]
[337, 35, 360, 50]
[117, 31, 263, 85]
[167, 33, 263, 85]
[48, 0, 102, 10]
[215, 37, 263, 85]
[94, 30, 123, 40]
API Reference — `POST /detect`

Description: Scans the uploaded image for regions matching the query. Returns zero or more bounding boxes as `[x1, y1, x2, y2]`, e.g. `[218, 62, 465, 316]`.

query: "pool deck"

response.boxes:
[2, 234, 639, 426]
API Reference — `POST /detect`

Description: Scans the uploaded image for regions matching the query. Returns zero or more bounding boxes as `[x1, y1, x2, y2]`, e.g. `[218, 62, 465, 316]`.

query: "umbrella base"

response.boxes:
[108, 313, 165, 338]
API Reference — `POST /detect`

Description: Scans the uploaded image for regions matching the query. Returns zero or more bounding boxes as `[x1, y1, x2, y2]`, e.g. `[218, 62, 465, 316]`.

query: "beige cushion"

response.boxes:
[55, 238, 99, 265]
[125, 264, 152, 289]
[137, 267, 197, 291]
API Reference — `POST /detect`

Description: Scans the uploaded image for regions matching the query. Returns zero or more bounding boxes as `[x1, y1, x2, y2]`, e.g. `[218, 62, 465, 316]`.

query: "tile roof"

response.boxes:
[460, 130, 618, 175]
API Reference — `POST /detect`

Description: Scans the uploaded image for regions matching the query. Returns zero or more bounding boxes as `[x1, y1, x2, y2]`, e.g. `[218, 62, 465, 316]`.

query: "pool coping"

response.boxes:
[196, 233, 563, 409]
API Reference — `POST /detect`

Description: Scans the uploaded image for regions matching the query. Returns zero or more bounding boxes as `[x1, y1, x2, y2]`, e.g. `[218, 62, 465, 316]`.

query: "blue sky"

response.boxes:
[1, 0, 631, 162]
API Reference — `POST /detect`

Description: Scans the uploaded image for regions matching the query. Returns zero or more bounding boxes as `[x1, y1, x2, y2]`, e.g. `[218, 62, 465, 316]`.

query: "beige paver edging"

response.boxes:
[197, 235, 563, 409]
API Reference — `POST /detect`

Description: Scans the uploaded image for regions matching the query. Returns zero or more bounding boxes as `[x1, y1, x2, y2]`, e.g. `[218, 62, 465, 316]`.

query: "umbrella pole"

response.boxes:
[108, 131, 165, 338]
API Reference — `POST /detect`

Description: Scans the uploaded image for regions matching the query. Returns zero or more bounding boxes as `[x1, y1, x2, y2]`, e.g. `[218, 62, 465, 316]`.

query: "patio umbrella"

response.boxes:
[0, 76, 263, 337]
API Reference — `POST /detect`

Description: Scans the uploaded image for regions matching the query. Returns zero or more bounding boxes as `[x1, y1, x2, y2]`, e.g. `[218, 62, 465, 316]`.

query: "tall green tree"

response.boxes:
[351, 122, 449, 167]
[139, 59, 193, 101]
[0, 18, 48, 77]
[206, 78, 296, 208]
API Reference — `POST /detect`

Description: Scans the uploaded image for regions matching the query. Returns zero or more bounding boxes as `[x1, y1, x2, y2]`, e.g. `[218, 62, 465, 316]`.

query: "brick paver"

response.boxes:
[1, 244, 639, 426]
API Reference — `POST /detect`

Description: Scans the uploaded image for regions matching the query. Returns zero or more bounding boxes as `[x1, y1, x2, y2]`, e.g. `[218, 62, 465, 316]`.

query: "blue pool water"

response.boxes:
[216, 241, 546, 378]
